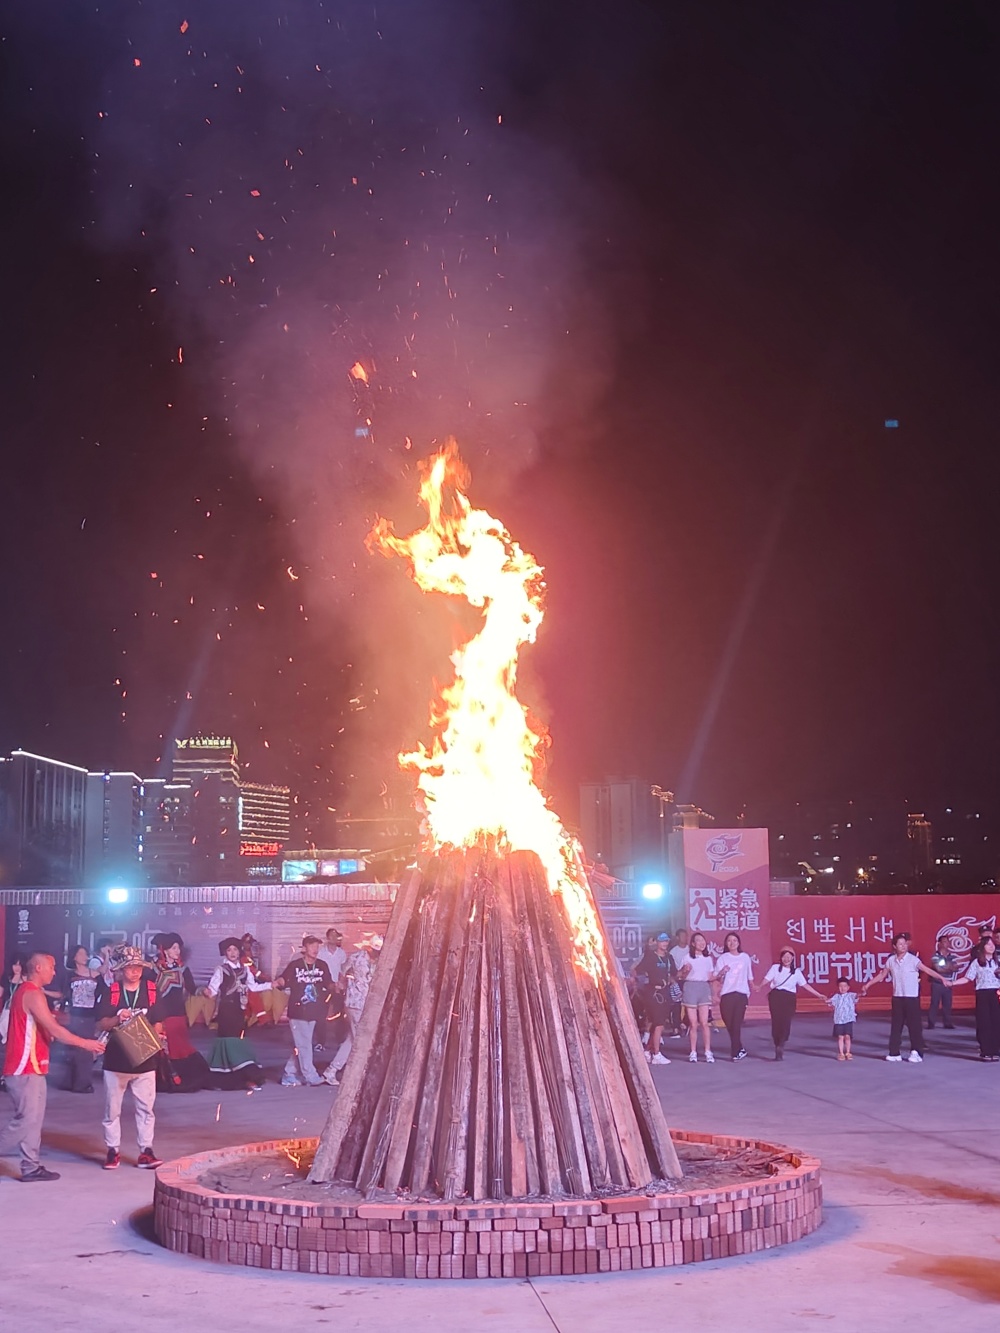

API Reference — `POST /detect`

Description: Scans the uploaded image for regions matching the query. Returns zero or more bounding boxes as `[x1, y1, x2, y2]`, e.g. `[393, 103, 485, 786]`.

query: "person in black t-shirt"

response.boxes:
[274, 936, 332, 1087]
[95, 945, 165, 1170]
[633, 933, 674, 1066]
[56, 946, 100, 1093]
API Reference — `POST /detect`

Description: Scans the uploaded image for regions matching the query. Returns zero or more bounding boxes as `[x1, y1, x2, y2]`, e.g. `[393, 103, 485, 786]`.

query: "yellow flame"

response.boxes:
[368, 440, 607, 979]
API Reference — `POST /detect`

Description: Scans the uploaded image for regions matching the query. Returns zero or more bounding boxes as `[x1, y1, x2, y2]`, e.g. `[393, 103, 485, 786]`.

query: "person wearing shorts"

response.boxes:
[678, 933, 715, 1063]
[827, 979, 860, 1060]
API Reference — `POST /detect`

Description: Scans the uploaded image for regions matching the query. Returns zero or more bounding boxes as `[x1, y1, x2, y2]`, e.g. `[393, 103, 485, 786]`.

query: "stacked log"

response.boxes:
[309, 848, 681, 1199]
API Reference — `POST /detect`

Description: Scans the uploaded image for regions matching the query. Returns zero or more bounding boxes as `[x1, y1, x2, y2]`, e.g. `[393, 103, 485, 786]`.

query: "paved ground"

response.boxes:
[2, 1011, 999, 1331]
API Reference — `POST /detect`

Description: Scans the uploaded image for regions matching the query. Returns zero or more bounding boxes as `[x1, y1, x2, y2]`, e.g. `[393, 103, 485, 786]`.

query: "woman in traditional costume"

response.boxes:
[149, 933, 210, 1092]
[204, 937, 272, 1089]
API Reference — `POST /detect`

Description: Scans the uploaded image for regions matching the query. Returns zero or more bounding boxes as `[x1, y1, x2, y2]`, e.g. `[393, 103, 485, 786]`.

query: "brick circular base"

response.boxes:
[153, 1130, 822, 1277]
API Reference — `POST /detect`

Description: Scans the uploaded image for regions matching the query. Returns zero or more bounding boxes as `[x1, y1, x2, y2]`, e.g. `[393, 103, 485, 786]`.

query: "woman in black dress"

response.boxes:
[150, 933, 210, 1092]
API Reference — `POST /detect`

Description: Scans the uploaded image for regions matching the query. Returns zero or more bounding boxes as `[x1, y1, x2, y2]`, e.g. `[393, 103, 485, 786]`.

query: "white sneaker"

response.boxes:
[688, 1051, 698, 1063]
[885, 1055, 903, 1062]
[651, 1053, 671, 1065]
[644, 1050, 652, 1062]
[908, 1051, 923, 1063]
[705, 1052, 716, 1064]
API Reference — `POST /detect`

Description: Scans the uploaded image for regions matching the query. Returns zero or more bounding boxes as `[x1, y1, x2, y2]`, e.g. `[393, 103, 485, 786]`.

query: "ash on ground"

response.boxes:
[199, 1140, 782, 1205]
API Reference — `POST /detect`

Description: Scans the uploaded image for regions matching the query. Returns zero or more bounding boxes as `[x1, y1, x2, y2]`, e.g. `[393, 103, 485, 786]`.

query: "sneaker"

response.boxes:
[644, 1050, 652, 1063]
[103, 1149, 121, 1170]
[651, 1053, 671, 1065]
[280, 1077, 303, 1087]
[705, 1052, 716, 1064]
[885, 1055, 903, 1062]
[20, 1166, 60, 1182]
[688, 1051, 698, 1063]
[136, 1148, 163, 1169]
[907, 1051, 923, 1064]
[733, 1049, 748, 1061]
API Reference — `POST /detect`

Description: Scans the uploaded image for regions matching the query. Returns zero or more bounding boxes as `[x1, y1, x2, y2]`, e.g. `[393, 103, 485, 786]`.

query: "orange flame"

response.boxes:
[349, 361, 370, 385]
[368, 440, 607, 978]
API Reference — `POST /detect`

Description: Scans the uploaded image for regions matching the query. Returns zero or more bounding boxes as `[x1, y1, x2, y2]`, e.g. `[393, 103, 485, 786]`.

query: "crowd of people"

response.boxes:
[629, 924, 1000, 1065]
[0, 925, 383, 1182]
[2, 916, 998, 1183]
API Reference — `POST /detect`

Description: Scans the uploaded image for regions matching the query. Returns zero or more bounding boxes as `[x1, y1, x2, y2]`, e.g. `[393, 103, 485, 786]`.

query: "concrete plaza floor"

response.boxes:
[2, 1010, 998, 1331]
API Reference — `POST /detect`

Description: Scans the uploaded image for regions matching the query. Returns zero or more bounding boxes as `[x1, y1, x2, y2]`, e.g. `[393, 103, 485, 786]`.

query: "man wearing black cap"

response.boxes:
[274, 936, 333, 1087]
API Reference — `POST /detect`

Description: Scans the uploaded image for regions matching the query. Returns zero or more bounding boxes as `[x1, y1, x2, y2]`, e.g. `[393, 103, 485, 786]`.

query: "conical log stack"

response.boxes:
[308, 848, 681, 1200]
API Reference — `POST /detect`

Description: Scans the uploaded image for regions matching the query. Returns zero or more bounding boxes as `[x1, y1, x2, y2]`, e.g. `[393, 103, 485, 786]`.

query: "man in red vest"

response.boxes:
[0, 953, 105, 1181]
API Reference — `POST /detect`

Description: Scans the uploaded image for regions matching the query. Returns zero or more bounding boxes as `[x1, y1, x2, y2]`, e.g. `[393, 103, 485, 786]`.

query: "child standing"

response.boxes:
[827, 977, 859, 1060]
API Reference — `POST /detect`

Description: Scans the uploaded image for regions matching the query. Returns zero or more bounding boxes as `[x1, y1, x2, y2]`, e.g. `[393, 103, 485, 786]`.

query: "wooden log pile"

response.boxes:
[309, 848, 681, 1200]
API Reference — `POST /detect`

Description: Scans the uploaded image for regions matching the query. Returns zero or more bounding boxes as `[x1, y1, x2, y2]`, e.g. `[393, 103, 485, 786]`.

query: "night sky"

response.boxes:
[1, 3, 998, 842]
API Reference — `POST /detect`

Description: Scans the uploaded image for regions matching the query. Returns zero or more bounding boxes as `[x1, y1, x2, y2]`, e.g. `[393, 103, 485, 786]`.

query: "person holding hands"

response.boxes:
[949, 933, 1000, 1060]
[760, 947, 828, 1059]
[863, 933, 951, 1063]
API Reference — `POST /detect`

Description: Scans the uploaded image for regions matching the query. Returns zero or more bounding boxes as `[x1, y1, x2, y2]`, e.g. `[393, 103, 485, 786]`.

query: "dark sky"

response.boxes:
[1, 2, 998, 841]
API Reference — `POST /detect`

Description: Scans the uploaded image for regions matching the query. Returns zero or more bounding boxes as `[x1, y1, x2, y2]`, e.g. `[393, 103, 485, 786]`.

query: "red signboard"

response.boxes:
[240, 841, 281, 857]
[770, 894, 997, 1011]
[673, 828, 772, 966]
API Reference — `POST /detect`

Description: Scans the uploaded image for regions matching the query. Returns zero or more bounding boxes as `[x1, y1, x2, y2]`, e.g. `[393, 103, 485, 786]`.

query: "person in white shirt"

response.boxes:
[949, 935, 1000, 1060]
[677, 932, 716, 1064]
[760, 947, 828, 1059]
[322, 933, 383, 1085]
[667, 929, 689, 1035]
[315, 928, 348, 1052]
[863, 933, 947, 1063]
[715, 933, 755, 1061]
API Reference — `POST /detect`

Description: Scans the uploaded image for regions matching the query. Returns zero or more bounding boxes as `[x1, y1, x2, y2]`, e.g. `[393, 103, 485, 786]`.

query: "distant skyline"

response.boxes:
[2, 4, 998, 843]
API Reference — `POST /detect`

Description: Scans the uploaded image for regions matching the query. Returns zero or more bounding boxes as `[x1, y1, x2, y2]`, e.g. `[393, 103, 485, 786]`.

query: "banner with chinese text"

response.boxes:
[674, 828, 772, 968]
[772, 894, 997, 1011]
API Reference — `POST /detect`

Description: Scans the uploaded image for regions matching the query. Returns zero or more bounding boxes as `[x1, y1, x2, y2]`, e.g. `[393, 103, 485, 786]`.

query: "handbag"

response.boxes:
[112, 1012, 163, 1069]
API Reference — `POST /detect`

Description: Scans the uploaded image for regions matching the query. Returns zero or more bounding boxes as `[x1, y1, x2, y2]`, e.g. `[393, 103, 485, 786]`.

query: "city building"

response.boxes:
[139, 778, 193, 886]
[907, 812, 933, 879]
[239, 782, 291, 851]
[0, 750, 87, 886]
[171, 735, 240, 788]
[83, 770, 143, 886]
[579, 777, 667, 881]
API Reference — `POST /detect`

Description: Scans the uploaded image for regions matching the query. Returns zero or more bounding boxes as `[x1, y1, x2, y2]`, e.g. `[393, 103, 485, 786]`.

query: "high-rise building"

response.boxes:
[139, 778, 193, 886]
[188, 770, 241, 883]
[0, 750, 87, 886]
[579, 777, 664, 881]
[83, 771, 143, 885]
[239, 782, 291, 852]
[907, 812, 933, 878]
[171, 735, 240, 788]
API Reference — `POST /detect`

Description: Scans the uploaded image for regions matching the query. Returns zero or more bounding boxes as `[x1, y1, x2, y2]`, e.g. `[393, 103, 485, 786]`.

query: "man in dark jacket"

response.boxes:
[96, 945, 165, 1170]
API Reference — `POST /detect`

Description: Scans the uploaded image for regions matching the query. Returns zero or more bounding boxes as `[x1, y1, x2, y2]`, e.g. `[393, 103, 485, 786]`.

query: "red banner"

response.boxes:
[770, 894, 998, 1011]
[674, 828, 772, 965]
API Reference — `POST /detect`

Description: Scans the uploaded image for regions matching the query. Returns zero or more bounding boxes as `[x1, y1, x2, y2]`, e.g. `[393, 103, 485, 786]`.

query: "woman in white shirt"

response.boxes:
[715, 932, 755, 1061]
[761, 947, 828, 1060]
[950, 936, 1000, 1060]
[677, 932, 716, 1064]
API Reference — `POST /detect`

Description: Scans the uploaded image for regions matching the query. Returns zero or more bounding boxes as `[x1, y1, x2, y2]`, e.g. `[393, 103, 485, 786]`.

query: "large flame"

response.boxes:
[368, 440, 607, 979]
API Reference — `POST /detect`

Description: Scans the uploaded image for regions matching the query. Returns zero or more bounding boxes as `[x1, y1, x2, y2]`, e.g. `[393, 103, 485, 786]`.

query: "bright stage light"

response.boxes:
[641, 882, 664, 901]
[107, 887, 129, 904]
